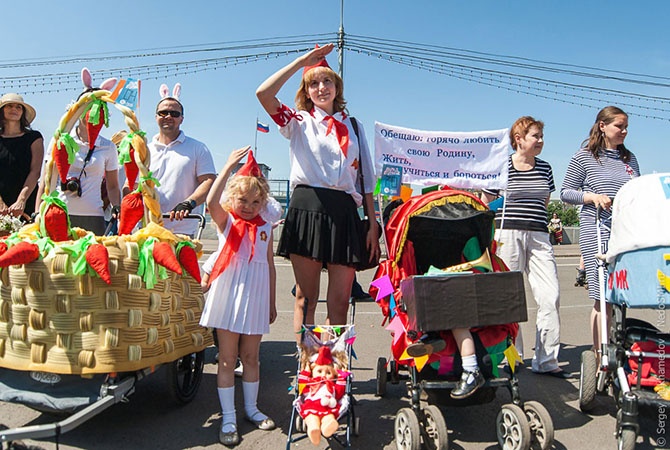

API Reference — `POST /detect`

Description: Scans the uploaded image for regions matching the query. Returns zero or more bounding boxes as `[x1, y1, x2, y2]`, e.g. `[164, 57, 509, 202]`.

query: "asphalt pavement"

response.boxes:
[1, 243, 667, 449]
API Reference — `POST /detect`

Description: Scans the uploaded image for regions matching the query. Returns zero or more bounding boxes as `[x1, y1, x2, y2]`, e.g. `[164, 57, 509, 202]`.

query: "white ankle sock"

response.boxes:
[462, 354, 478, 372]
[243, 381, 267, 421]
[218, 386, 236, 432]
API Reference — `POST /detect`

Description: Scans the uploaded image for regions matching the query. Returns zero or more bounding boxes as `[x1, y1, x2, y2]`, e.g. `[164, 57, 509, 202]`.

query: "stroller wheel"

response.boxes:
[575, 268, 587, 287]
[353, 415, 361, 437]
[496, 404, 531, 450]
[166, 350, 205, 404]
[615, 410, 638, 450]
[394, 407, 421, 450]
[522, 401, 554, 450]
[618, 427, 637, 450]
[376, 357, 388, 397]
[422, 405, 449, 450]
[295, 415, 305, 433]
[390, 360, 400, 384]
[579, 350, 598, 412]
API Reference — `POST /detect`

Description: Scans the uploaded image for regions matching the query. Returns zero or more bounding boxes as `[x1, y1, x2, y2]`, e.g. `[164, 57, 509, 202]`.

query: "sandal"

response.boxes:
[245, 412, 276, 431]
[219, 427, 240, 447]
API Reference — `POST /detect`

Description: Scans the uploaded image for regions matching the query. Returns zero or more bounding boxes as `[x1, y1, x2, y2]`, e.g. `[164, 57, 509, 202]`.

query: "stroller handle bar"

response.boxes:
[161, 213, 207, 241]
[103, 213, 207, 240]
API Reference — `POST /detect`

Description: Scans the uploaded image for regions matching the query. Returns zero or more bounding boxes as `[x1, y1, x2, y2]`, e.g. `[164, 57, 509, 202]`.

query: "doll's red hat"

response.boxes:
[236, 150, 263, 178]
[315, 346, 334, 366]
[303, 45, 331, 76]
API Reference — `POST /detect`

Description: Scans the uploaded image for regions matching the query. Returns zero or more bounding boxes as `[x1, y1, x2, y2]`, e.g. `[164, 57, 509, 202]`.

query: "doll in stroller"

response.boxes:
[288, 324, 358, 449]
[297, 345, 348, 445]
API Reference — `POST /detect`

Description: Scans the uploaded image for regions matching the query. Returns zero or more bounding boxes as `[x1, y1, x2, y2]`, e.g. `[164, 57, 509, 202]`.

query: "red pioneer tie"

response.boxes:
[208, 212, 267, 286]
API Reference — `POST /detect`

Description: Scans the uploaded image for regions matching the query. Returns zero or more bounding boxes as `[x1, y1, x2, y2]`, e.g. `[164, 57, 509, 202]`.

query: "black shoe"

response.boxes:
[352, 292, 374, 301]
[406, 337, 446, 357]
[532, 369, 574, 379]
[450, 369, 485, 399]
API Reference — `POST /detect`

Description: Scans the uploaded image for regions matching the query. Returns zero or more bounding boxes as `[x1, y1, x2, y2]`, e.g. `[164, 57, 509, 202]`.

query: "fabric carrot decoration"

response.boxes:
[0, 241, 40, 267]
[85, 243, 112, 284]
[176, 241, 201, 283]
[39, 192, 72, 242]
[53, 133, 78, 184]
[117, 131, 145, 191]
[118, 190, 144, 235]
[153, 241, 182, 275]
[0, 241, 7, 258]
[81, 98, 109, 150]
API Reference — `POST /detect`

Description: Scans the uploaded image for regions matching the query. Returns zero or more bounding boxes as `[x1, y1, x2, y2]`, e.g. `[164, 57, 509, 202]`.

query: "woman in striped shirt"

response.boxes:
[560, 106, 639, 355]
[482, 116, 566, 378]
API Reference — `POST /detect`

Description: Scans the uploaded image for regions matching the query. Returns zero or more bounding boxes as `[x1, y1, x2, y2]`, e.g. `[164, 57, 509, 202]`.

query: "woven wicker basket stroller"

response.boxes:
[0, 84, 212, 444]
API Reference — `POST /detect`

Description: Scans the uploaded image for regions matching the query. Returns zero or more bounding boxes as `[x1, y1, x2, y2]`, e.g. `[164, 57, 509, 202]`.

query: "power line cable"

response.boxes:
[347, 47, 670, 121]
[345, 40, 670, 103]
[0, 33, 335, 68]
[347, 34, 670, 86]
[3, 33, 669, 120]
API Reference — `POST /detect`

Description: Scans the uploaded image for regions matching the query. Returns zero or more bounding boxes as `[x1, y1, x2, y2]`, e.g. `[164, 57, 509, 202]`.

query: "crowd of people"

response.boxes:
[0, 44, 642, 447]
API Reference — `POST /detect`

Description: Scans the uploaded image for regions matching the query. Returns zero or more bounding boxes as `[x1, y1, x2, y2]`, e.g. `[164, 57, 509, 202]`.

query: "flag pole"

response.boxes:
[338, 0, 345, 78]
[254, 116, 259, 158]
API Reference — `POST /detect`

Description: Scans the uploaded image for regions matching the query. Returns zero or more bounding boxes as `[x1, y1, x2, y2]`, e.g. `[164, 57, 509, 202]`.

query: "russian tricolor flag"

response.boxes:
[257, 121, 270, 133]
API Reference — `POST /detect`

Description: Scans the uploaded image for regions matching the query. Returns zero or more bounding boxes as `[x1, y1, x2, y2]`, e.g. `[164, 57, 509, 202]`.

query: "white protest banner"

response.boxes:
[374, 122, 511, 190]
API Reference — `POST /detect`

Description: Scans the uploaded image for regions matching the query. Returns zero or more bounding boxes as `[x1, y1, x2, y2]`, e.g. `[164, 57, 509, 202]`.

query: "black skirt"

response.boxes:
[277, 185, 365, 266]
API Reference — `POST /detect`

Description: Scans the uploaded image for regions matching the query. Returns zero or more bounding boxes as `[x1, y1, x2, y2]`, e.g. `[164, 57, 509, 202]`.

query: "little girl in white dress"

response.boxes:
[200, 146, 277, 447]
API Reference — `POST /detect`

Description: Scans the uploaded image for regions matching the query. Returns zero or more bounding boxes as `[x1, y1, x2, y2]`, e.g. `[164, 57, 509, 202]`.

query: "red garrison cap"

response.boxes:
[303, 45, 331, 76]
[315, 346, 334, 366]
[236, 150, 263, 178]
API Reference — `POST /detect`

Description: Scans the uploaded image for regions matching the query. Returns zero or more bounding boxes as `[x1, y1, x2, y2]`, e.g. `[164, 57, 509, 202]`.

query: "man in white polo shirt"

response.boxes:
[147, 89, 216, 237]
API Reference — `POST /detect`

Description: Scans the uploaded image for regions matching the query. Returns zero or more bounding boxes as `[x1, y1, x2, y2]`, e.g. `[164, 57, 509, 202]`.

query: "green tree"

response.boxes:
[547, 200, 579, 226]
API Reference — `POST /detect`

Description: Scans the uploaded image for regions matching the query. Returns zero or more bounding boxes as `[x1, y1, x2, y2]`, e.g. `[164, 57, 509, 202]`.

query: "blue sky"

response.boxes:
[3, 1, 670, 196]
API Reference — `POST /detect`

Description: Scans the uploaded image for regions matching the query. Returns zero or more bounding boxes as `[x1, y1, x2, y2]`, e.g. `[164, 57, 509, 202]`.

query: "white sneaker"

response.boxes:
[234, 360, 243, 377]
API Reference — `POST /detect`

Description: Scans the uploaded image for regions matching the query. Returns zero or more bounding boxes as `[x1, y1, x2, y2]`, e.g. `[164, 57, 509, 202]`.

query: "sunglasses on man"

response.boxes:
[156, 110, 182, 118]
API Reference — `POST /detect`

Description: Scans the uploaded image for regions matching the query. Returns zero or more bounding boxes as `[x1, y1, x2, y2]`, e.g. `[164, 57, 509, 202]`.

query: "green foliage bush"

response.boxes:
[547, 200, 579, 226]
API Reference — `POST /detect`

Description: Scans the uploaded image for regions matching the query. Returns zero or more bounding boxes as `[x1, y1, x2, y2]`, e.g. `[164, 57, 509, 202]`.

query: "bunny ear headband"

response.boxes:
[79, 67, 117, 96]
[159, 83, 181, 100]
[157, 83, 183, 112]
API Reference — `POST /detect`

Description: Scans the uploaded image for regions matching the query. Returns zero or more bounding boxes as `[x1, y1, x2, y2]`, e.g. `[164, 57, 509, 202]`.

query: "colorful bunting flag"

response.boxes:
[385, 315, 406, 345]
[371, 275, 394, 301]
[503, 344, 523, 374]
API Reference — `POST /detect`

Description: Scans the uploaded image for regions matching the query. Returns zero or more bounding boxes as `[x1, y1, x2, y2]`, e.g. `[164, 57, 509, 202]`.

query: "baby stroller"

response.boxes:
[578, 173, 670, 450]
[372, 186, 554, 450]
[286, 323, 358, 449]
